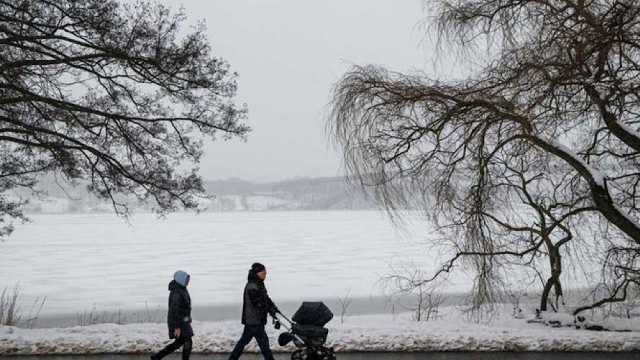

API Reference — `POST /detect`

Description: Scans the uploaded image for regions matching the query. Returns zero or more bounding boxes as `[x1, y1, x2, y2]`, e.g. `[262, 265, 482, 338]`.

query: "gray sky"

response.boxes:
[163, 0, 441, 182]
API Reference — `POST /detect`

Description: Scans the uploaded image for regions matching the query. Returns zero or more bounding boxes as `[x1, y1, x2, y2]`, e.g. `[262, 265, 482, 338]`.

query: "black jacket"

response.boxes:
[167, 280, 193, 339]
[241, 270, 278, 325]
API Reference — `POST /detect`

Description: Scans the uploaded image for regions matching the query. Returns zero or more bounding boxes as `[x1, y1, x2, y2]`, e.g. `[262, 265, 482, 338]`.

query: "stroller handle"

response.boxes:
[273, 312, 306, 347]
[274, 310, 294, 325]
[276, 310, 293, 327]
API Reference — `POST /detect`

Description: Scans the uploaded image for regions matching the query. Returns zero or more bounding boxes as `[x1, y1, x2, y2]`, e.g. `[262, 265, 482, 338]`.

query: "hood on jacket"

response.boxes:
[172, 270, 190, 288]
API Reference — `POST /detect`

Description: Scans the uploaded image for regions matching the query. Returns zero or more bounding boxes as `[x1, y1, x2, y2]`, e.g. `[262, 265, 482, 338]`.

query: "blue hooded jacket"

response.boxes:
[167, 270, 192, 338]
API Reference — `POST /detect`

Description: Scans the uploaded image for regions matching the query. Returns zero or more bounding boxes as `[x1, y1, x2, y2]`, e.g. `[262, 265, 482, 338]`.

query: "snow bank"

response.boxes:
[1, 311, 639, 354]
[528, 310, 640, 332]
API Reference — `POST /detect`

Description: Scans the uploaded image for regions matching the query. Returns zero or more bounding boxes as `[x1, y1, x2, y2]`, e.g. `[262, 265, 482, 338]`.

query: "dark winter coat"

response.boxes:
[167, 280, 193, 339]
[241, 270, 278, 325]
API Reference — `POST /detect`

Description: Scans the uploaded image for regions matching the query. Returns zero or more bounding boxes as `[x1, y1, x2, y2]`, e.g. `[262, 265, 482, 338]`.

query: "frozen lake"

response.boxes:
[0, 211, 449, 315]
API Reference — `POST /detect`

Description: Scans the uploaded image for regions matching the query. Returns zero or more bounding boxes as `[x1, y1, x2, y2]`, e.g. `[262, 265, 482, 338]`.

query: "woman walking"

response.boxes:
[151, 270, 193, 360]
[229, 263, 279, 360]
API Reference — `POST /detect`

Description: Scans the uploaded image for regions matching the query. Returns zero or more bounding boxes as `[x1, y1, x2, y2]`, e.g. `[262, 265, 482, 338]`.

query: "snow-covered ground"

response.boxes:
[1, 309, 639, 354]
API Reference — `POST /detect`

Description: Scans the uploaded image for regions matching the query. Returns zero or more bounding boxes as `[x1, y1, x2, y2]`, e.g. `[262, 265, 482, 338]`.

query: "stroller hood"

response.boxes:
[292, 301, 333, 327]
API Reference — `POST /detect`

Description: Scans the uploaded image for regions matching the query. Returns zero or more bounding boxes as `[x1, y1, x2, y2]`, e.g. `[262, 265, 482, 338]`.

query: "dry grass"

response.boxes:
[75, 301, 162, 326]
[0, 285, 46, 328]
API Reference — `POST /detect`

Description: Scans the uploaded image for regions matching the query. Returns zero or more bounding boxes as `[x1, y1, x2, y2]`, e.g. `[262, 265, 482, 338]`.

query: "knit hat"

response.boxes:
[251, 262, 266, 273]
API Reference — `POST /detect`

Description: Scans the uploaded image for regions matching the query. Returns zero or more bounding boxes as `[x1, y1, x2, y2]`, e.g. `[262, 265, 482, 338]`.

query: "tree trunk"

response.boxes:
[540, 277, 554, 312]
[540, 245, 563, 312]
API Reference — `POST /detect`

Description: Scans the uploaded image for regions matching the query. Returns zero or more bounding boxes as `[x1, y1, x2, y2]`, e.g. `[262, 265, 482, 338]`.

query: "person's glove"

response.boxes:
[269, 307, 280, 318]
[270, 311, 281, 329]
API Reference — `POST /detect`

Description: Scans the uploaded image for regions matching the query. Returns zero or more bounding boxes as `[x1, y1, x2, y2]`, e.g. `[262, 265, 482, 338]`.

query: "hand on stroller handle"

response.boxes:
[272, 312, 292, 331]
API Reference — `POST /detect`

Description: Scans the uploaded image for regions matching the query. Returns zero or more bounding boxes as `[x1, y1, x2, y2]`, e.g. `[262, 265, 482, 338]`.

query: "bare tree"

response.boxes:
[0, 0, 248, 238]
[383, 267, 445, 321]
[329, 0, 640, 313]
[337, 290, 353, 324]
[469, 153, 589, 312]
[573, 245, 640, 315]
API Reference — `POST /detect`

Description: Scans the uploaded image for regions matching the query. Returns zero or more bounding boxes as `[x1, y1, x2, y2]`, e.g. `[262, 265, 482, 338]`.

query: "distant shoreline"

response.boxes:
[21, 208, 396, 215]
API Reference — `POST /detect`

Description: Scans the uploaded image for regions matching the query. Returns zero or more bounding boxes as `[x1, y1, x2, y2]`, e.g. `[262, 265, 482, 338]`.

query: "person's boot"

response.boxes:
[152, 344, 176, 360]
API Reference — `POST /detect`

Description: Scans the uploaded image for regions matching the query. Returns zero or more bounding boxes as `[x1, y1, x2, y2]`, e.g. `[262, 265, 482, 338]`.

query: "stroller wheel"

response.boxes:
[322, 347, 336, 360]
[291, 349, 306, 360]
[291, 347, 335, 360]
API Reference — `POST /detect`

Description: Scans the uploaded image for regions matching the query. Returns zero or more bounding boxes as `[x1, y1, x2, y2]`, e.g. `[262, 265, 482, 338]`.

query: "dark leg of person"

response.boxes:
[152, 336, 186, 360]
[228, 326, 255, 360]
[181, 337, 192, 360]
[254, 325, 274, 360]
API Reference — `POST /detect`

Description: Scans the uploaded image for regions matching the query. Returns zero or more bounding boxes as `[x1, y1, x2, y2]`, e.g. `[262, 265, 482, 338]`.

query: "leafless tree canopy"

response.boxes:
[0, 0, 248, 237]
[329, 0, 640, 312]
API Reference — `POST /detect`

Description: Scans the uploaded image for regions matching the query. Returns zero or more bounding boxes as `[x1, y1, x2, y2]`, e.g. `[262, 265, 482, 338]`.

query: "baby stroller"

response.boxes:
[275, 302, 336, 360]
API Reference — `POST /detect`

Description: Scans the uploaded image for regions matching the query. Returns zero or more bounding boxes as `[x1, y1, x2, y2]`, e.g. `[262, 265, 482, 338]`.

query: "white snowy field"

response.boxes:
[1, 308, 639, 354]
[0, 211, 458, 315]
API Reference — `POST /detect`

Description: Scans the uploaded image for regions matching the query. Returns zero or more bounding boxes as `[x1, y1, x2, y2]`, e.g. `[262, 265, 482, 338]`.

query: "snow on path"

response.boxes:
[1, 313, 639, 354]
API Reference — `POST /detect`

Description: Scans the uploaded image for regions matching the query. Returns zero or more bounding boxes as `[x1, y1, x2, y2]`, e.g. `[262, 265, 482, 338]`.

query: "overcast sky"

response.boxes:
[162, 0, 444, 182]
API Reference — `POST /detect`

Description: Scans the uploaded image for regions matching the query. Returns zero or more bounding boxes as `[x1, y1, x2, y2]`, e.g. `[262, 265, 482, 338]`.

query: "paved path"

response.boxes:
[2, 353, 637, 360]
